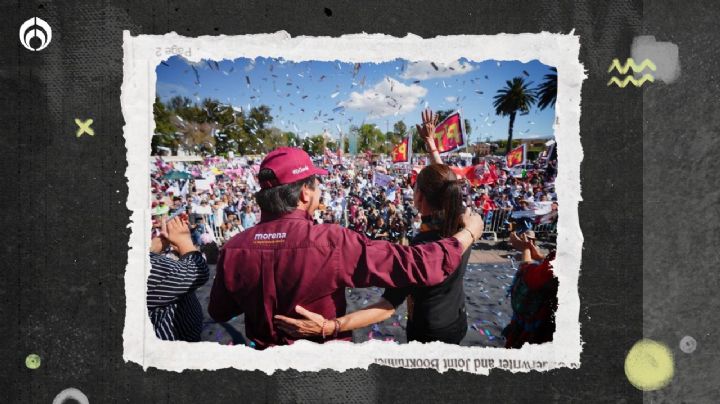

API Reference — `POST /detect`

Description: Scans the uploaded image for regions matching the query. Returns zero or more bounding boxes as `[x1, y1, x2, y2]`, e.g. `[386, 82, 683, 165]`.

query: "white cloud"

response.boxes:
[339, 77, 427, 119]
[181, 57, 206, 68]
[445, 96, 457, 103]
[401, 60, 475, 81]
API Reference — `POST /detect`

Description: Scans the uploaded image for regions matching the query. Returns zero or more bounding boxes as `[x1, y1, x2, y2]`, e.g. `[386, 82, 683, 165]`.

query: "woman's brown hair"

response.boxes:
[415, 164, 465, 237]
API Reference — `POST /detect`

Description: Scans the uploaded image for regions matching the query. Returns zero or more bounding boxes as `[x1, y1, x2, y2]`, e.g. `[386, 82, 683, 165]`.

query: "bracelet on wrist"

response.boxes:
[463, 227, 477, 242]
[333, 319, 340, 338]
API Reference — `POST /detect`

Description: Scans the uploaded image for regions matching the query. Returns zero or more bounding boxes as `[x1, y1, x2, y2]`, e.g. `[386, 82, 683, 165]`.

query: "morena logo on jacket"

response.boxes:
[254, 232, 287, 240]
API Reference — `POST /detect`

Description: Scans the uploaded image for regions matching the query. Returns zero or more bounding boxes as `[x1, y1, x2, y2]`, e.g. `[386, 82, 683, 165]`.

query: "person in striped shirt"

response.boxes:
[148, 216, 210, 341]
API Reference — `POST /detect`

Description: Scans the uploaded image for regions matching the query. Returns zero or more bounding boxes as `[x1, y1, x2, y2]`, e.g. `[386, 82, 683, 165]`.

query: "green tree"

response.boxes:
[169, 96, 206, 124]
[493, 77, 537, 154]
[385, 131, 402, 146]
[247, 105, 273, 131]
[214, 106, 250, 155]
[236, 105, 273, 154]
[285, 131, 301, 148]
[304, 135, 326, 155]
[387, 120, 408, 151]
[535, 67, 557, 111]
[264, 127, 288, 150]
[168, 95, 191, 112]
[410, 124, 425, 154]
[356, 124, 385, 153]
[152, 97, 179, 155]
[393, 120, 407, 137]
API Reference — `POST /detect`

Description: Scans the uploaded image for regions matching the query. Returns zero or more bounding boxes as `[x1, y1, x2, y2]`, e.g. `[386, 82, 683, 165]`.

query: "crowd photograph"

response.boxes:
[147, 55, 560, 349]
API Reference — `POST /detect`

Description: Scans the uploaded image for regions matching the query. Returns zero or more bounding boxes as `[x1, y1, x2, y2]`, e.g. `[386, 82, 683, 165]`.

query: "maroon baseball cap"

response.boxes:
[259, 147, 328, 189]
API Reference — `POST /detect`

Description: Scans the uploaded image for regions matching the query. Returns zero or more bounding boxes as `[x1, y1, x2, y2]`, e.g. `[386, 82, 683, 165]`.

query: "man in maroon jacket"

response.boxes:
[208, 147, 483, 349]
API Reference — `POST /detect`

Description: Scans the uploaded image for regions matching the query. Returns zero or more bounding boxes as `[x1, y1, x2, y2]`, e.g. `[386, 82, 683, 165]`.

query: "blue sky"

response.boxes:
[156, 56, 556, 142]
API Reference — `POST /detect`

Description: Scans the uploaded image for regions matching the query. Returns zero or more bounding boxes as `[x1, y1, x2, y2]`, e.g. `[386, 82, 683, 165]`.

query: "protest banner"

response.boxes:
[373, 171, 394, 188]
[194, 178, 213, 191]
[391, 137, 410, 163]
[506, 144, 527, 168]
[432, 111, 465, 153]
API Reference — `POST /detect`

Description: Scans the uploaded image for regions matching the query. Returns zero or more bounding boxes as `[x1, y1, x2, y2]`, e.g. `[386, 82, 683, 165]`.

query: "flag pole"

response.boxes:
[408, 129, 413, 166]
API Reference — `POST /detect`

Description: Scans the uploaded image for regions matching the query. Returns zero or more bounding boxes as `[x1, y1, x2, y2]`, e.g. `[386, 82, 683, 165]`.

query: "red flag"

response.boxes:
[506, 144, 526, 168]
[391, 137, 410, 163]
[409, 165, 423, 186]
[489, 164, 499, 182]
[432, 111, 465, 153]
[481, 194, 497, 216]
[465, 162, 499, 186]
[450, 166, 467, 179]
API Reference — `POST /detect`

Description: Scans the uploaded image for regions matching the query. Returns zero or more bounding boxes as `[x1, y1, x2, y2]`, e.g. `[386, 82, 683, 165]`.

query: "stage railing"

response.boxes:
[198, 214, 226, 244]
[199, 208, 557, 247]
[477, 208, 558, 241]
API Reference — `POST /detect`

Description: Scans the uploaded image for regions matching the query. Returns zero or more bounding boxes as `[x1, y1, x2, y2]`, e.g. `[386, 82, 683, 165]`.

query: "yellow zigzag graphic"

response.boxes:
[607, 74, 655, 88]
[608, 58, 657, 74]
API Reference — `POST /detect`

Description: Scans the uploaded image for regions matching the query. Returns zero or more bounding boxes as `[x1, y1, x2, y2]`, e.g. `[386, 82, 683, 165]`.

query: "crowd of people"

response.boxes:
[147, 108, 559, 349]
[150, 150, 558, 248]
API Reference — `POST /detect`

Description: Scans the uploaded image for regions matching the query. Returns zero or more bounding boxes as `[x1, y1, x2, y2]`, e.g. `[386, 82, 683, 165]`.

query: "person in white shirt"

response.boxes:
[240, 204, 257, 229]
[224, 218, 244, 239]
[213, 202, 226, 228]
[332, 199, 344, 223]
[194, 200, 212, 215]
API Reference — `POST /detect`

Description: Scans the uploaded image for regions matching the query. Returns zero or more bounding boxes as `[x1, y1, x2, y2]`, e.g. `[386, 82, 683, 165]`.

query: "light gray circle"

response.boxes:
[52, 388, 89, 404]
[679, 336, 697, 354]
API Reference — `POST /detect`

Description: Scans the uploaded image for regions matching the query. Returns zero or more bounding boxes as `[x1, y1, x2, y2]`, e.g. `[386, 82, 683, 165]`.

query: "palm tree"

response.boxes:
[536, 67, 557, 111]
[493, 77, 537, 154]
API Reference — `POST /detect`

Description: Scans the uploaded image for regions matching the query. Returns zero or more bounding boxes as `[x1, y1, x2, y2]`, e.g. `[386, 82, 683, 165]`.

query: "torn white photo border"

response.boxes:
[121, 31, 585, 374]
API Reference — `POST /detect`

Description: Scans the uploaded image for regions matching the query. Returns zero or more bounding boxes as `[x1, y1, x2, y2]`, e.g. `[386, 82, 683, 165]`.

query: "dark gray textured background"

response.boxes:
[642, 2, 720, 402]
[0, 0, 714, 402]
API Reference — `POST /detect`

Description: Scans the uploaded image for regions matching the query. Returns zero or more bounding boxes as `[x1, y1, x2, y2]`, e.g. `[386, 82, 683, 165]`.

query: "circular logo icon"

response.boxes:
[25, 353, 41, 369]
[19, 17, 52, 51]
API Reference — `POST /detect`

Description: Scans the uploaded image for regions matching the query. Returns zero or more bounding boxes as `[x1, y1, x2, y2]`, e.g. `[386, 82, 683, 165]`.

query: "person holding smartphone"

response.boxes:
[148, 216, 209, 342]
